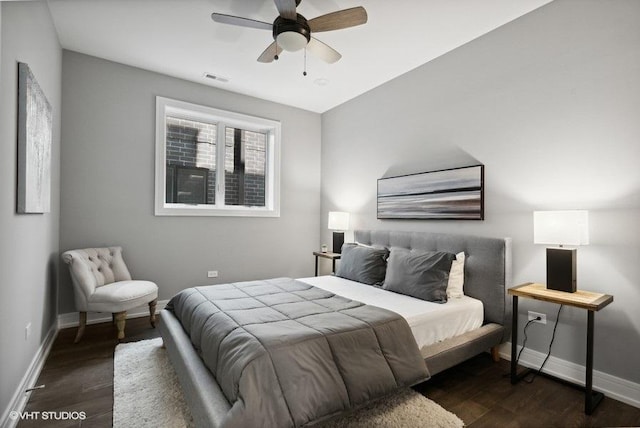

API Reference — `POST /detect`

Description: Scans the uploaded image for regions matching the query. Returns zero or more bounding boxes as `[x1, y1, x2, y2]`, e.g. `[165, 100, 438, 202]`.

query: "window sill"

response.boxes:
[154, 204, 280, 217]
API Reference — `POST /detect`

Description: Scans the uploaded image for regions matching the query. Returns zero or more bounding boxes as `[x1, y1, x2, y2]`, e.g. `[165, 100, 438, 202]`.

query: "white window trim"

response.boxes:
[154, 96, 281, 217]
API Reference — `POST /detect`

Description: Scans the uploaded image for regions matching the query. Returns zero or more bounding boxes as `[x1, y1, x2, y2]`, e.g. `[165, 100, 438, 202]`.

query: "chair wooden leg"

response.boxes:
[74, 312, 87, 344]
[491, 346, 501, 362]
[114, 311, 127, 341]
[149, 299, 157, 328]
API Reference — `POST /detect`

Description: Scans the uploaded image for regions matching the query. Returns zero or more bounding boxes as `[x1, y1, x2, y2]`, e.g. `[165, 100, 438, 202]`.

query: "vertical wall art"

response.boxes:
[377, 165, 484, 220]
[17, 62, 52, 214]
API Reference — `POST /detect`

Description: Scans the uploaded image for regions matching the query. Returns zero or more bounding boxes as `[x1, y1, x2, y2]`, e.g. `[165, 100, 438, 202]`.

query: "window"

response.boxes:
[155, 97, 280, 216]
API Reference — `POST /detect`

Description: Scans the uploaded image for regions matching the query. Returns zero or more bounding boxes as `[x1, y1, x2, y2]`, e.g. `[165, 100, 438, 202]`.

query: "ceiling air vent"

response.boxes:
[203, 73, 229, 83]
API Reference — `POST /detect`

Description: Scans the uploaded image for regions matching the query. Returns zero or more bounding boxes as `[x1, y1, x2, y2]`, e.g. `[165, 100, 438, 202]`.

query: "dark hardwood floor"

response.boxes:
[18, 318, 640, 427]
[416, 356, 640, 427]
[18, 317, 158, 428]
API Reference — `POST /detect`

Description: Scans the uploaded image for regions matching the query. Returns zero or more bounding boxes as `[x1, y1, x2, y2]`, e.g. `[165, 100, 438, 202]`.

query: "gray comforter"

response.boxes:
[167, 277, 429, 427]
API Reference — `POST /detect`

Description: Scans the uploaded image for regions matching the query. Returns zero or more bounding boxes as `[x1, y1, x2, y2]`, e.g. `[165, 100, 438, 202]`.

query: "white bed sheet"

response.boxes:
[298, 275, 483, 353]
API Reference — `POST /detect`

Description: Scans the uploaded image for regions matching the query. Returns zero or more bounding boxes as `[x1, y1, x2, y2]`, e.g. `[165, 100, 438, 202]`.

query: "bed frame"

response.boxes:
[159, 230, 512, 427]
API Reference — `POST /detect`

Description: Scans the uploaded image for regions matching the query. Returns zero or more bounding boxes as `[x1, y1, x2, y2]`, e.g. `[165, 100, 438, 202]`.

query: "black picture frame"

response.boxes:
[377, 165, 484, 220]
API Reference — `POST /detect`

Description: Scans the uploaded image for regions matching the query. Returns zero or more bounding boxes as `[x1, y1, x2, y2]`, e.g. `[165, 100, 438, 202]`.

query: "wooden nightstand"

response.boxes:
[313, 251, 341, 276]
[508, 282, 613, 415]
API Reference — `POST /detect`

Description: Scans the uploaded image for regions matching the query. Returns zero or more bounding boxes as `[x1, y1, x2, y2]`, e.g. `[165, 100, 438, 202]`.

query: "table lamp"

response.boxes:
[328, 211, 350, 253]
[533, 210, 589, 293]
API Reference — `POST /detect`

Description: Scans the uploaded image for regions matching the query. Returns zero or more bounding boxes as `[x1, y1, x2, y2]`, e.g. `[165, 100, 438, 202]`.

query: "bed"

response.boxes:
[158, 230, 512, 427]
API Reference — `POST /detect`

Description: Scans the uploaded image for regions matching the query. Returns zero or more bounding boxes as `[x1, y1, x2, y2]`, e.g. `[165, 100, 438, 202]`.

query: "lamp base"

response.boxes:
[332, 232, 345, 254]
[546, 248, 577, 293]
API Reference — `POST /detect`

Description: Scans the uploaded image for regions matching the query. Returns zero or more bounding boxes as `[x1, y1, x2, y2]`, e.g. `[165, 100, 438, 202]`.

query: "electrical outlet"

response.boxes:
[25, 323, 31, 341]
[207, 270, 219, 278]
[528, 311, 547, 324]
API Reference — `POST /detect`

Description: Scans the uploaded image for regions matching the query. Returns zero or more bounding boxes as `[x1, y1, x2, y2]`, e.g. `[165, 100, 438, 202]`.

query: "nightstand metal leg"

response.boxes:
[585, 310, 603, 414]
[510, 296, 518, 383]
[510, 295, 531, 383]
[315, 256, 319, 276]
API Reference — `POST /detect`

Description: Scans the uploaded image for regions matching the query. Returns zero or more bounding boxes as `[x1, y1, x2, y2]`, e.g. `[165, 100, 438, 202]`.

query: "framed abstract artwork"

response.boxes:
[377, 165, 484, 220]
[17, 62, 52, 214]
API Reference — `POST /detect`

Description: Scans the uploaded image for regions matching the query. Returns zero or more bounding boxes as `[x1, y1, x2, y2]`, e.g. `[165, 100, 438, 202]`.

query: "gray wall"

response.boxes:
[0, 0, 61, 418]
[321, 0, 640, 383]
[59, 51, 321, 314]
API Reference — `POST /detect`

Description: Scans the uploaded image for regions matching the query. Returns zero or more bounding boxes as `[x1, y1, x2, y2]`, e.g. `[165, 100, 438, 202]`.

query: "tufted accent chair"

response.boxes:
[62, 247, 158, 343]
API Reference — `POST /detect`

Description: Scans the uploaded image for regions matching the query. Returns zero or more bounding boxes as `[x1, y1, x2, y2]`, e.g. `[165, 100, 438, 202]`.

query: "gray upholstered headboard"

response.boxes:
[354, 230, 512, 335]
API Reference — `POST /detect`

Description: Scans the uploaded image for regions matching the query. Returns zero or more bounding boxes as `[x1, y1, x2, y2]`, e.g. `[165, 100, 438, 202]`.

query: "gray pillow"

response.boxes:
[335, 243, 389, 286]
[383, 249, 456, 303]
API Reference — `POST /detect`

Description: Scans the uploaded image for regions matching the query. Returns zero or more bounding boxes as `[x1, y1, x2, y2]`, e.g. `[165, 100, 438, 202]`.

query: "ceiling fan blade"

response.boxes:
[274, 0, 297, 20]
[308, 7, 367, 33]
[258, 42, 284, 63]
[307, 38, 341, 64]
[211, 13, 272, 30]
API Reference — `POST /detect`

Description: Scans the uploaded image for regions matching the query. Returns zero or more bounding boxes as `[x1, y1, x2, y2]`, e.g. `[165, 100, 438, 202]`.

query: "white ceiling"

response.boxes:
[46, 0, 552, 113]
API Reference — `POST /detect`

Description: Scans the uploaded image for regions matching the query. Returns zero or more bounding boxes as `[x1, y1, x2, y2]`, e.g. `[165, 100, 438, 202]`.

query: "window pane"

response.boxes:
[224, 127, 267, 207]
[165, 117, 216, 204]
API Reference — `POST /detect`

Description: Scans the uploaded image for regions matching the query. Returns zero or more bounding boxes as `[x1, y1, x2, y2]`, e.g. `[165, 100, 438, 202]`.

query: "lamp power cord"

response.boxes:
[514, 304, 564, 383]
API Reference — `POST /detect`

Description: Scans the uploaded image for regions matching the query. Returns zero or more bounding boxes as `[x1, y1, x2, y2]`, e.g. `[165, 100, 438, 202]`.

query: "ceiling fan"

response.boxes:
[211, 0, 367, 65]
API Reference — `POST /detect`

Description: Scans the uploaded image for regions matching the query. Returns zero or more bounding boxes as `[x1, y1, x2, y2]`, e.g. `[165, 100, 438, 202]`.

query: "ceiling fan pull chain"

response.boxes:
[303, 48, 308, 76]
[274, 41, 279, 60]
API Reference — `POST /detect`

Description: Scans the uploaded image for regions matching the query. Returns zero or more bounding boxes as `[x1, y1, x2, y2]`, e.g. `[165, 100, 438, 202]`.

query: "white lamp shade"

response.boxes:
[533, 210, 589, 246]
[328, 211, 350, 231]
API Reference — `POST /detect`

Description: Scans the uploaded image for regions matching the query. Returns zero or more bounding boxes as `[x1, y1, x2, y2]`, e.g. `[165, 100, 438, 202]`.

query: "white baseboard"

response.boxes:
[499, 342, 640, 409]
[57, 299, 169, 329]
[0, 323, 58, 428]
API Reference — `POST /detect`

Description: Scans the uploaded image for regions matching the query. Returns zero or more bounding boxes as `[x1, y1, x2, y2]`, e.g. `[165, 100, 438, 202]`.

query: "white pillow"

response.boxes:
[446, 252, 465, 298]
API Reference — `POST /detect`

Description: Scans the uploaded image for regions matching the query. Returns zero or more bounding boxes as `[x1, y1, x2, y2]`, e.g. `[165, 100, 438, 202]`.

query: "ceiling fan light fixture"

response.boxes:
[277, 31, 308, 51]
[273, 14, 310, 52]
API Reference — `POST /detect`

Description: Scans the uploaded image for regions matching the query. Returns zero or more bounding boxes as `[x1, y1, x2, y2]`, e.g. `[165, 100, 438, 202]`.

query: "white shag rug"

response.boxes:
[114, 338, 464, 428]
[114, 338, 193, 428]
